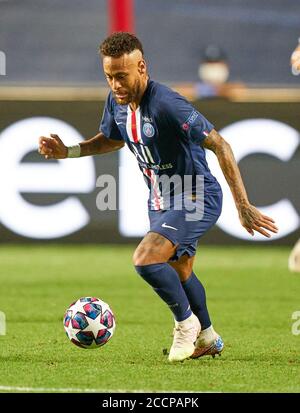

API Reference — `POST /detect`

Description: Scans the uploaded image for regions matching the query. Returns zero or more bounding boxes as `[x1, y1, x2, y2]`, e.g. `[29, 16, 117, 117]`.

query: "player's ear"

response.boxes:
[138, 59, 147, 75]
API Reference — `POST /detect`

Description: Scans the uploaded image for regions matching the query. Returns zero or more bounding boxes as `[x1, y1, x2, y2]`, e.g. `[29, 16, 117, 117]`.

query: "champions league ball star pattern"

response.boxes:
[63, 297, 116, 348]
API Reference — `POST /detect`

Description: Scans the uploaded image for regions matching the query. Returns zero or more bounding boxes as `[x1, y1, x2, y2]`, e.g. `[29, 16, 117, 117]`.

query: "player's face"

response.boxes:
[103, 50, 147, 105]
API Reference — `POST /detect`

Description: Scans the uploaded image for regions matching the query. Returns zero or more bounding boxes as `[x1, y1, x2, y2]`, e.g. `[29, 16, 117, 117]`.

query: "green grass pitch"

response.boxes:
[0, 245, 299, 393]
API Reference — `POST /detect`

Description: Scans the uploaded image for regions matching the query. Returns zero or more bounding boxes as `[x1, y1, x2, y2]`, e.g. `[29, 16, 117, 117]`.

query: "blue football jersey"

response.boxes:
[100, 79, 221, 210]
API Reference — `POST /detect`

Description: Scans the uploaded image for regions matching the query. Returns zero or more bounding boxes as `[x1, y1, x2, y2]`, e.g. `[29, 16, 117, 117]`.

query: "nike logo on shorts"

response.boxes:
[161, 223, 178, 231]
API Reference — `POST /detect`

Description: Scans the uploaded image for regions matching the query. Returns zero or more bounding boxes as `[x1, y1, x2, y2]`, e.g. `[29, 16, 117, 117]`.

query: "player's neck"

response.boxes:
[129, 76, 149, 111]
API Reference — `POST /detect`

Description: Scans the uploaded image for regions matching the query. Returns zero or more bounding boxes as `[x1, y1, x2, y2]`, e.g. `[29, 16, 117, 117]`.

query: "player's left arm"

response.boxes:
[202, 129, 278, 238]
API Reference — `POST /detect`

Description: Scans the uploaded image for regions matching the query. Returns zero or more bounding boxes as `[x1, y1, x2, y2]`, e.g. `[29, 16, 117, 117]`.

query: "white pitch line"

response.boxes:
[0, 385, 216, 393]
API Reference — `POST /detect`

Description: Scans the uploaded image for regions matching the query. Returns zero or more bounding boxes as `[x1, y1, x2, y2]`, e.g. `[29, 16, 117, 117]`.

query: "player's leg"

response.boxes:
[288, 239, 300, 272]
[167, 190, 224, 358]
[170, 254, 224, 358]
[133, 231, 177, 265]
[170, 255, 212, 329]
[133, 230, 200, 362]
[133, 232, 190, 324]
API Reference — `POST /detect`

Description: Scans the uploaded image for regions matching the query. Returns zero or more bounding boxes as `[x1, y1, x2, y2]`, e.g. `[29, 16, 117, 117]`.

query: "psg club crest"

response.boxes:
[143, 122, 155, 138]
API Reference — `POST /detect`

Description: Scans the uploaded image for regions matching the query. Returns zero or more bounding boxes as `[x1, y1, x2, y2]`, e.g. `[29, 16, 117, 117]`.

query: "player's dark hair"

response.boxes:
[99, 32, 144, 58]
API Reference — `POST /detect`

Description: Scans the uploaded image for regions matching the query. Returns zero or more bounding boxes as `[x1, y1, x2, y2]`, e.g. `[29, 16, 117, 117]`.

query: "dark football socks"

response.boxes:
[135, 263, 192, 322]
[181, 272, 211, 330]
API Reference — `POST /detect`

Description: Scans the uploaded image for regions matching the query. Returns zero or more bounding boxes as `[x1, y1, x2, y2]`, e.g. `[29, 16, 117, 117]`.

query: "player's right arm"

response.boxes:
[39, 91, 125, 159]
[38, 132, 124, 159]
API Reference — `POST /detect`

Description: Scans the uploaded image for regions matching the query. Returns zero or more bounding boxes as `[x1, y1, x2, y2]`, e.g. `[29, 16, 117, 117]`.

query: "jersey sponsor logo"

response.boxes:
[159, 163, 173, 170]
[143, 122, 155, 138]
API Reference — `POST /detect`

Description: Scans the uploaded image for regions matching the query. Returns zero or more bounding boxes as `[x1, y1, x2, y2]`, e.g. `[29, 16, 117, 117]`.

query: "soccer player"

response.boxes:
[38, 32, 278, 362]
[288, 40, 300, 271]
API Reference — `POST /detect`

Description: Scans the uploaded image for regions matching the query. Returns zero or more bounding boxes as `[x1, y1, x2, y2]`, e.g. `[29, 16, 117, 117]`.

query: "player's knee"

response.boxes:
[176, 267, 192, 282]
[132, 248, 146, 266]
[171, 259, 194, 281]
[132, 247, 157, 266]
[133, 233, 175, 266]
[132, 245, 166, 266]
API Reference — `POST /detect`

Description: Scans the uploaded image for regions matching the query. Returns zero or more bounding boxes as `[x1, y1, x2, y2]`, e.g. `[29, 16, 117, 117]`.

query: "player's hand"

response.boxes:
[238, 204, 278, 238]
[291, 44, 300, 74]
[38, 134, 68, 159]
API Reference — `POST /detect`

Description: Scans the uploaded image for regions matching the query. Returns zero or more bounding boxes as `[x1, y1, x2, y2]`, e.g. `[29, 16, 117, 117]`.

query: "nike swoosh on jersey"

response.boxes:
[161, 223, 178, 230]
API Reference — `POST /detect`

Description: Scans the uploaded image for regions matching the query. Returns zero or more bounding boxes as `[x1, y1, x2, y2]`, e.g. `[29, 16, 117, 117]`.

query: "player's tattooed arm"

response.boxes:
[39, 132, 124, 159]
[202, 129, 278, 238]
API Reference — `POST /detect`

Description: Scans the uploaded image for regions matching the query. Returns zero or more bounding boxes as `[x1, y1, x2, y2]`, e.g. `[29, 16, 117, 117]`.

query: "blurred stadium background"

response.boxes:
[0, 0, 300, 394]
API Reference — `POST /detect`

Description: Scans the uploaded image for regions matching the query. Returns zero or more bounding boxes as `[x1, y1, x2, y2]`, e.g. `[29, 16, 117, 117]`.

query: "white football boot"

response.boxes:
[192, 325, 224, 359]
[168, 313, 201, 362]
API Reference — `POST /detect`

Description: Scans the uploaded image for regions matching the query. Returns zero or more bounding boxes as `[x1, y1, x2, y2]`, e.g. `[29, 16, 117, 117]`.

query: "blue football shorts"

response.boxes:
[148, 190, 223, 261]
